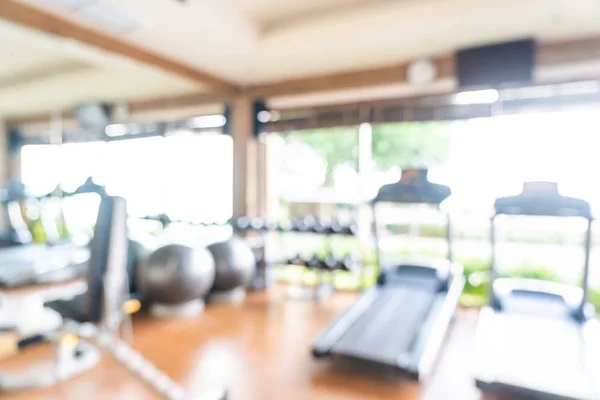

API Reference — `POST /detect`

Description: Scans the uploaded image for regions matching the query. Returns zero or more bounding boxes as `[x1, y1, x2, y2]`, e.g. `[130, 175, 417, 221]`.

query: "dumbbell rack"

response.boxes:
[233, 216, 361, 300]
[137, 214, 363, 299]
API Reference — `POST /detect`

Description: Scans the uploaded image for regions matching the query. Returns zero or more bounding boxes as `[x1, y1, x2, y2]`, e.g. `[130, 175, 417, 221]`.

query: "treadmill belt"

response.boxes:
[331, 283, 437, 366]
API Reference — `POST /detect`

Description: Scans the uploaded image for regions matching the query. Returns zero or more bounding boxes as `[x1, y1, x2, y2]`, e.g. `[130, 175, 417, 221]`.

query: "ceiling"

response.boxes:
[0, 16, 202, 119]
[2, 0, 600, 119]
[20, 0, 600, 83]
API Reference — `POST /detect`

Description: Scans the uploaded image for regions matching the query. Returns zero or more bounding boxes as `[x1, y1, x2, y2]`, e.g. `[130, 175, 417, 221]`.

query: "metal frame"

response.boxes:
[478, 185, 597, 400]
[312, 172, 464, 380]
[410, 261, 464, 379]
[0, 197, 227, 400]
[372, 201, 453, 278]
[489, 210, 593, 314]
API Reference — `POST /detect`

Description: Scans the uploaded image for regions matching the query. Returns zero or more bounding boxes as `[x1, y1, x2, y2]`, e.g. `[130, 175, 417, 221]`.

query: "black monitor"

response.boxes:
[457, 39, 535, 88]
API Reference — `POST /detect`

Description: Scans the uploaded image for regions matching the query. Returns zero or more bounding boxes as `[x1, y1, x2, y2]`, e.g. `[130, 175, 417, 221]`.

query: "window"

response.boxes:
[21, 144, 61, 196]
[20, 131, 233, 224]
[21, 142, 107, 240]
[370, 122, 452, 192]
[59, 142, 108, 192]
[163, 132, 233, 223]
[104, 137, 166, 218]
[278, 127, 359, 200]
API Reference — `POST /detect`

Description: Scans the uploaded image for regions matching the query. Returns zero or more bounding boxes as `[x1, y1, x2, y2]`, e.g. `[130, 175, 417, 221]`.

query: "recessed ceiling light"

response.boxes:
[453, 89, 499, 105]
[188, 115, 227, 129]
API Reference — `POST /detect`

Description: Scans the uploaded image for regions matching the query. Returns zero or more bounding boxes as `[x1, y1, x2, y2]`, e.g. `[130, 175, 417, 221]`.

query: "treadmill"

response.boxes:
[476, 181, 600, 400]
[312, 169, 465, 379]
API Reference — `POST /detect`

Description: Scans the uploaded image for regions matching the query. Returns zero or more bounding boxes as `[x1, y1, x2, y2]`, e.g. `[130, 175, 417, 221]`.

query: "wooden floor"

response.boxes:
[1, 287, 484, 400]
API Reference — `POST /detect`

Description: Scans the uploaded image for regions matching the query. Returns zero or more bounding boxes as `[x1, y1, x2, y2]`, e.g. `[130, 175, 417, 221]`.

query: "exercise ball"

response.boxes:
[127, 238, 153, 294]
[138, 244, 215, 305]
[207, 236, 256, 292]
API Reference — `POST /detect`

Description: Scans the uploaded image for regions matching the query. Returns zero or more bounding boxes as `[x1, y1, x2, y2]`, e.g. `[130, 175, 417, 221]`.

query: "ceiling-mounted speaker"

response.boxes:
[457, 39, 536, 88]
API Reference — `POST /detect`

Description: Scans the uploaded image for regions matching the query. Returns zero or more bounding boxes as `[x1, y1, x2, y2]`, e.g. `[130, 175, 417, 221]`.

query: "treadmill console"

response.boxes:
[372, 169, 451, 205]
[495, 181, 591, 218]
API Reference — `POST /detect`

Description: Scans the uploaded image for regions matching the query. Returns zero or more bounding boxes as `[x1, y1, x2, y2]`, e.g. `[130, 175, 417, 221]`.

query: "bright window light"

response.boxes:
[359, 122, 372, 135]
[188, 114, 226, 129]
[105, 123, 128, 137]
[452, 89, 499, 105]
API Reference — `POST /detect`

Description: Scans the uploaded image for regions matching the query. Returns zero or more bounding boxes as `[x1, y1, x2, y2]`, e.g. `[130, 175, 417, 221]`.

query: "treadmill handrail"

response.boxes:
[494, 198, 592, 219]
[372, 203, 453, 275]
[489, 187, 594, 316]
[493, 278, 585, 310]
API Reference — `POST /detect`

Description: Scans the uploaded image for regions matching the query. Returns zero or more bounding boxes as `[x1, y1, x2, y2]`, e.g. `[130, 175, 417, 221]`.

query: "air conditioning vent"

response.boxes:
[23, 0, 149, 34]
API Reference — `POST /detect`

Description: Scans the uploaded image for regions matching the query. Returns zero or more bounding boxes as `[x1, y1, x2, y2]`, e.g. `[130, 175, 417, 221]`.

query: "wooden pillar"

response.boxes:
[0, 122, 10, 231]
[357, 122, 373, 247]
[0, 121, 10, 185]
[256, 137, 266, 218]
[231, 96, 259, 218]
[263, 133, 283, 221]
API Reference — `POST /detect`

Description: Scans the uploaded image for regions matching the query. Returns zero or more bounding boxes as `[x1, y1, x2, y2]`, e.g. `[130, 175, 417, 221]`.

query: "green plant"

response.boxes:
[418, 225, 447, 238]
[458, 257, 490, 307]
[274, 237, 600, 313]
[502, 263, 561, 282]
[371, 122, 450, 170]
[589, 287, 600, 313]
[398, 247, 444, 257]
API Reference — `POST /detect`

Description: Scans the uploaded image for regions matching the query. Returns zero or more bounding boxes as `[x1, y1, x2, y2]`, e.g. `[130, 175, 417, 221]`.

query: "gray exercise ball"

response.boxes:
[139, 243, 215, 305]
[127, 238, 153, 294]
[207, 236, 256, 292]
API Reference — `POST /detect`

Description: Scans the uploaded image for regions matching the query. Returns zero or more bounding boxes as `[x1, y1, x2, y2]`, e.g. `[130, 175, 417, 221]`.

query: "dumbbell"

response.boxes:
[250, 218, 266, 231]
[305, 254, 322, 270]
[291, 216, 316, 233]
[325, 219, 344, 235]
[287, 254, 306, 266]
[263, 220, 279, 231]
[276, 220, 293, 232]
[337, 255, 359, 272]
[232, 216, 250, 231]
[233, 217, 265, 231]
[343, 222, 359, 236]
[324, 219, 359, 236]
[322, 254, 337, 270]
[312, 219, 329, 234]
